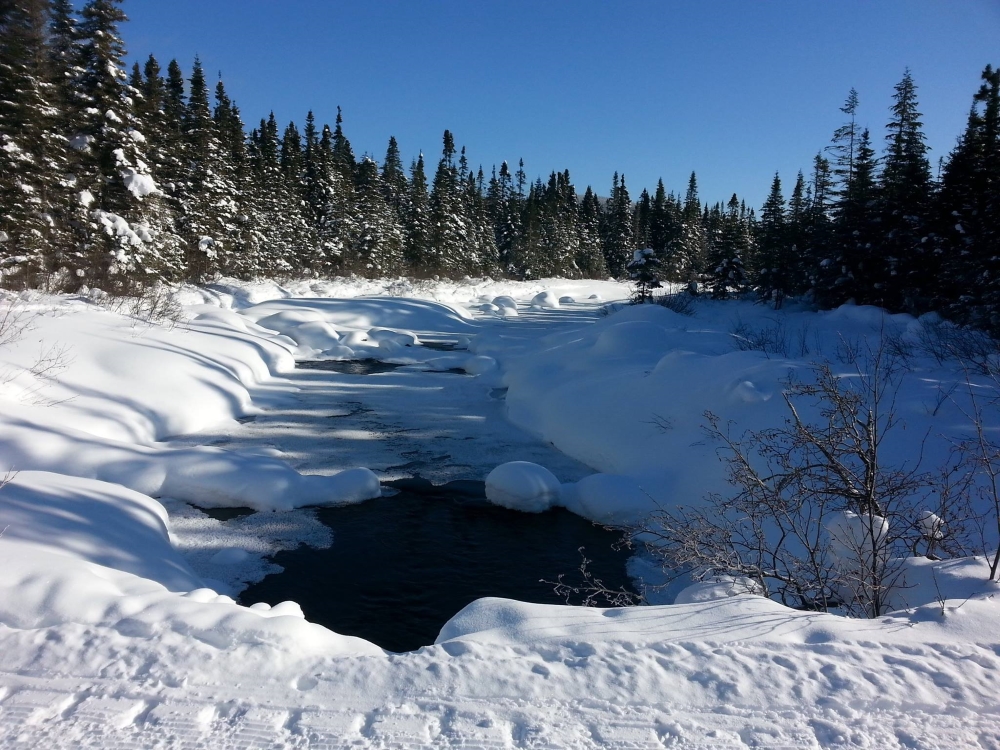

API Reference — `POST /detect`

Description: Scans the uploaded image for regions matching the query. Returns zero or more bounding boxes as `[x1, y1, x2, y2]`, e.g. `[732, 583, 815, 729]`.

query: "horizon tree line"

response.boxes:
[1, 1, 997, 331]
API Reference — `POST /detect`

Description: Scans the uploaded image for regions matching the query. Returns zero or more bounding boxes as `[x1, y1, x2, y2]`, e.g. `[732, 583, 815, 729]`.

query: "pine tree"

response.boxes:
[822, 128, 880, 306]
[628, 248, 663, 302]
[73, 0, 174, 291]
[828, 88, 861, 196]
[601, 172, 634, 277]
[803, 153, 834, 294]
[0, 0, 71, 286]
[938, 65, 1000, 328]
[404, 153, 430, 275]
[213, 78, 254, 277]
[576, 186, 607, 278]
[879, 68, 933, 311]
[706, 194, 750, 298]
[428, 129, 469, 276]
[381, 136, 409, 226]
[665, 172, 706, 284]
[755, 172, 791, 307]
[486, 160, 522, 276]
[352, 156, 404, 277]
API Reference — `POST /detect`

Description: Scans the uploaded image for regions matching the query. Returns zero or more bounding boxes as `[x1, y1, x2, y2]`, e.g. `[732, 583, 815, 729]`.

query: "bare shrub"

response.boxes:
[916, 320, 1000, 374]
[544, 546, 643, 607]
[632, 338, 931, 617]
[98, 282, 182, 326]
[651, 291, 695, 316]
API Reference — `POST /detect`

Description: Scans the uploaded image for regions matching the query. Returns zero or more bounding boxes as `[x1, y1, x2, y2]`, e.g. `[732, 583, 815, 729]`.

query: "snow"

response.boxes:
[485, 461, 562, 512]
[530, 289, 561, 308]
[1, 277, 1000, 747]
[122, 169, 159, 199]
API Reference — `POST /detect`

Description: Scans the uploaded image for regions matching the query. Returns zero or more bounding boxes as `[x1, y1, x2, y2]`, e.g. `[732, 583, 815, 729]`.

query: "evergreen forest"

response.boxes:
[1, 0, 998, 330]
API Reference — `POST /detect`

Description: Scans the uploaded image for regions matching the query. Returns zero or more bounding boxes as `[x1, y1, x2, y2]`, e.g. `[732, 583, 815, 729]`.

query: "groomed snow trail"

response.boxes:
[2, 638, 999, 749]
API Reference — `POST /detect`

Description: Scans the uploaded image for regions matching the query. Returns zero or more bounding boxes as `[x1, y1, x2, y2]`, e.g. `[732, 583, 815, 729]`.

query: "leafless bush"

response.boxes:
[729, 316, 790, 357]
[947, 369, 1000, 580]
[916, 320, 1000, 374]
[544, 546, 643, 607]
[96, 282, 182, 327]
[632, 338, 932, 617]
[0, 292, 34, 348]
[651, 291, 695, 316]
[729, 316, 823, 359]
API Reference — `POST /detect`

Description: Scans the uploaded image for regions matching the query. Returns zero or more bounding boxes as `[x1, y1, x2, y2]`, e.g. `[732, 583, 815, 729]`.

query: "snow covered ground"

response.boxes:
[0, 276, 999, 748]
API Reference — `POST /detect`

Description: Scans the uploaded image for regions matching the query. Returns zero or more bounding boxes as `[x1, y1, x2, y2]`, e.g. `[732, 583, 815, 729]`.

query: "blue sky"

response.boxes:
[121, 0, 1000, 208]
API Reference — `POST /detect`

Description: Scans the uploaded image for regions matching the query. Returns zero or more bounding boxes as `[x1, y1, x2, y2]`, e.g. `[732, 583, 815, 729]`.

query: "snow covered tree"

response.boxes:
[628, 248, 663, 302]
[176, 57, 240, 278]
[705, 194, 750, 299]
[351, 156, 404, 277]
[486, 160, 522, 277]
[381, 136, 409, 229]
[428, 130, 470, 277]
[405, 153, 430, 275]
[664, 172, 706, 284]
[0, 0, 72, 286]
[576, 186, 607, 278]
[601, 172, 634, 278]
[70, 0, 176, 291]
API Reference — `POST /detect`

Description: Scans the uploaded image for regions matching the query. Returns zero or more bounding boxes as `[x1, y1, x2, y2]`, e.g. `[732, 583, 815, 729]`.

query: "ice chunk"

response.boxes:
[485, 461, 561, 513]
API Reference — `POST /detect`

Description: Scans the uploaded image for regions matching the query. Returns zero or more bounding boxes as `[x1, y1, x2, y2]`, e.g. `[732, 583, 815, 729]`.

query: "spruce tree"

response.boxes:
[0, 0, 71, 286]
[823, 128, 880, 306]
[404, 153, 430, 275]
[938, 65, 1000, 328]
[665, 172, 706, 284]
[755, 172, 791, 307]
[601, 172, 634, 277]
[576, 186, 607, 278]
[352, 156, 404, 277]
[428, 130, 469, 276]
[879, 68, 933, 310]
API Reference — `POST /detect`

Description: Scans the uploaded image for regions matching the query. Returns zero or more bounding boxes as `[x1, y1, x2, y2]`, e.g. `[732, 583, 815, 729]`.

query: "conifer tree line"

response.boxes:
[1, 1, 998, 332]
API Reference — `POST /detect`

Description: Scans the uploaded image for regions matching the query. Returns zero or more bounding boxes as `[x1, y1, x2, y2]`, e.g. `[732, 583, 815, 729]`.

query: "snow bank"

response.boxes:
[485, 461, 562, 512]
[0, 296, 379, 510]
[0, 472, 383, 657]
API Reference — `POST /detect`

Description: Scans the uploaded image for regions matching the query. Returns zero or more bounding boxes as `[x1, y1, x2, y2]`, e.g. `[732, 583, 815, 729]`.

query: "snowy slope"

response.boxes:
[0, 279, 998, 748]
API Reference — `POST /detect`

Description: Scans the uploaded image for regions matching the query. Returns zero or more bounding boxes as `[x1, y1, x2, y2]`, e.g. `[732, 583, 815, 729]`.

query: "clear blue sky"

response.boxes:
[120, 0, 1000, 209]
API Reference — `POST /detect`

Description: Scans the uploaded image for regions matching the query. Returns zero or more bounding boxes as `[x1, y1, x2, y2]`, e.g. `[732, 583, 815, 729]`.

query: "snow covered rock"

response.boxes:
[674, 576, 763, 604]
[564, 473, 652, 524]
[492, 295, 517, 311]
[477, 303, 500, 313]
[559, 296, 576, 304]
[530, 291, 560, 309]
[485, 461, 562, 512]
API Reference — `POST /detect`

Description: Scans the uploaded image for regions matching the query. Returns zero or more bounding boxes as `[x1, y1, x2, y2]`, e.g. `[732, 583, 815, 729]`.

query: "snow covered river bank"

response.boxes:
[1, 277, 999, 748]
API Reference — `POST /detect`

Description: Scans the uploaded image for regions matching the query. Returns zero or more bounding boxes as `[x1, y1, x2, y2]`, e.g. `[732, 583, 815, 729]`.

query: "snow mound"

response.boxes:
[530, 291, 560, 309]
[485, 461, 562, 512]
[559, 296, 576, 304]
[492, 295, 517, 310]
[563, 473, 652, 524]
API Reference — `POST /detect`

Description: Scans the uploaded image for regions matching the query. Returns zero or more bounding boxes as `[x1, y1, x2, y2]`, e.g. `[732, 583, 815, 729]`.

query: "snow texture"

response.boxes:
[1, 277, 1000, 747]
